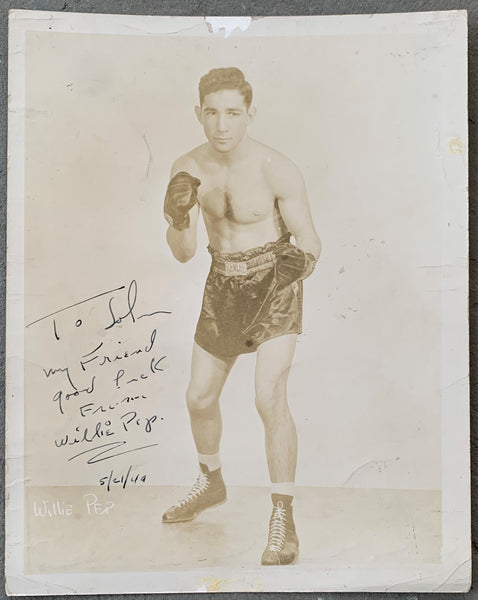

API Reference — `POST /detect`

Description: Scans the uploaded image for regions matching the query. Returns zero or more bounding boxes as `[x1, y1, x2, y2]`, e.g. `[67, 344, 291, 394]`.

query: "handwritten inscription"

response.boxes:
[32, 495, 116, 517]
[28, 279, 171, 481]
[84, 494, 115, 515]
[33, 499, 73, 518]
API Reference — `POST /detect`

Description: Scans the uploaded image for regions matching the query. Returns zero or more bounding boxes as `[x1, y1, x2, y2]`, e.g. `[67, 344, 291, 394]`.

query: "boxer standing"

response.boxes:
[161, 67, 321, 566]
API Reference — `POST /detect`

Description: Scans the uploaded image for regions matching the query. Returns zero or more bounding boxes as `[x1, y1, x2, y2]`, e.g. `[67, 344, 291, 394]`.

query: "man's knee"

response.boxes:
[255, 381, 287, 423]
[186, 386, 218, 416]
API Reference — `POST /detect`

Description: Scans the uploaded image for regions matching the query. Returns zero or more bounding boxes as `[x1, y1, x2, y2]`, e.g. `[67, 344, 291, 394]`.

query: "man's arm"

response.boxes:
[165, 156, 200, 263]
[266, 155, 321, 261]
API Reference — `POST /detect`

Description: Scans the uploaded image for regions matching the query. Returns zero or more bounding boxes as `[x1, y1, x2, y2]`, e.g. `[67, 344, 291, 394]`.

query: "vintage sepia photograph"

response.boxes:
[6, 10, 469, 594]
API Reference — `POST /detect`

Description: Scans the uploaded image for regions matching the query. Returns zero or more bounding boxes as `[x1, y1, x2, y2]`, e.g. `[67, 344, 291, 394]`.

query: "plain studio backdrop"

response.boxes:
[24, 28, 448, 491]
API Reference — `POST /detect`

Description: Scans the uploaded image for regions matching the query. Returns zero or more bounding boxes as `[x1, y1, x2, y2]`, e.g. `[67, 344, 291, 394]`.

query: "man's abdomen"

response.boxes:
[202, 211, 287, 254]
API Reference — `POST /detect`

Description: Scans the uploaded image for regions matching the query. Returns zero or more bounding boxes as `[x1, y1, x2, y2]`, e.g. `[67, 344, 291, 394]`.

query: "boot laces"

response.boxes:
[266, 501, 287, 552]
[175, 471, 209, 507]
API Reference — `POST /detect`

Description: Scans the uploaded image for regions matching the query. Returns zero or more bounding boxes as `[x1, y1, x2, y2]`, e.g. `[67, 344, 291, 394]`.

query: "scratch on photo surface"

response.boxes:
[121, 23, 202, 36]
[6, 477, 31, 488]
[409, 521, 419, 556]
[142, 134, 153, 178]
[384, 574, 424, 592]
[433, 558, 471, 592]
[344, 456, 400, 485]
[442, 374, 468, 391]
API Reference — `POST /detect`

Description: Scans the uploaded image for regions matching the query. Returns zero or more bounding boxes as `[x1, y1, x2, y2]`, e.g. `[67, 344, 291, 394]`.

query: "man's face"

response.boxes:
[196, 89, 254, 153]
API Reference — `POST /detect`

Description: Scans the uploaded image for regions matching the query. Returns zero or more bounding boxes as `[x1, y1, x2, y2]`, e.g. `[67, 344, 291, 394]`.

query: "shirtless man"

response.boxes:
[161, 67, 321, 566]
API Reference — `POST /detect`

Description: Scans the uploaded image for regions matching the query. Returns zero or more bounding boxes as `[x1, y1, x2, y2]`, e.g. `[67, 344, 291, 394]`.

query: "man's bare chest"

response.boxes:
[197, 165, 276, 224]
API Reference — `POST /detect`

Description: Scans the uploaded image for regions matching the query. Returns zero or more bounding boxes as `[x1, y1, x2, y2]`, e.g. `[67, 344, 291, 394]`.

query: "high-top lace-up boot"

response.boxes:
[162, 463, 226, 523]
[261, 495, 299, 565]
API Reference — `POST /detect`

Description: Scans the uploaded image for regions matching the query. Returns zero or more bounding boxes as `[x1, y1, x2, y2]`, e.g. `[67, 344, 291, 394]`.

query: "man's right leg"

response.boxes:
[186, 342, 236, 455]
[162, 342, 236, 523]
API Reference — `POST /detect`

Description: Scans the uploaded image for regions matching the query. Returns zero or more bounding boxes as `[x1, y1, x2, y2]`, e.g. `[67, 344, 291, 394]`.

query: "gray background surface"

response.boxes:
[0, 0, 476, 598]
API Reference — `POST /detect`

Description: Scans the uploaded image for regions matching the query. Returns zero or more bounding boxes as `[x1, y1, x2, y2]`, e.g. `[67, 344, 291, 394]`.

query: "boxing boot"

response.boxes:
[162, 463, 226, 523]
[261, 495, 299, 565]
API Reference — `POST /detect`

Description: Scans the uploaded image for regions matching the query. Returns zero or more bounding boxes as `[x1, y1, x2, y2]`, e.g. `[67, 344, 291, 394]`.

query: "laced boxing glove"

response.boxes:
[275, 243, 317, 288]
[164, 171, 201, 230]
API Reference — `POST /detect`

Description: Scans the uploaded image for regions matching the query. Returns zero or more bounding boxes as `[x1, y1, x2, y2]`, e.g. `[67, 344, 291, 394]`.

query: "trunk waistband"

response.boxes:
[211, 252, 276, 276]
[208, 234, 291, 277]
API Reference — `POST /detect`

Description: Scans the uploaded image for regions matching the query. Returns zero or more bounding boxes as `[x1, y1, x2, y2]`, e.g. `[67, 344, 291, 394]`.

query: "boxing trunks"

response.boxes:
[194, 233, 303, 357]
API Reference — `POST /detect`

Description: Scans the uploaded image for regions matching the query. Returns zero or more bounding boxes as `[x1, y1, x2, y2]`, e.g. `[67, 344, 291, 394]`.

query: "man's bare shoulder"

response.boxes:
[170, 144, 208, 178]
[255, 141, 305, 195]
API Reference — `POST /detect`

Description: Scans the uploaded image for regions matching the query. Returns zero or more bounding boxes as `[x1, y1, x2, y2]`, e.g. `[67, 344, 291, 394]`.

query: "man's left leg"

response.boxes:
[255, 333, 299, 566]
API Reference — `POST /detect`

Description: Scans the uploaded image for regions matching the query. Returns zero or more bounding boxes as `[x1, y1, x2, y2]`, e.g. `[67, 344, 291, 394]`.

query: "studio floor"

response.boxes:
[25, 485, 441, 574]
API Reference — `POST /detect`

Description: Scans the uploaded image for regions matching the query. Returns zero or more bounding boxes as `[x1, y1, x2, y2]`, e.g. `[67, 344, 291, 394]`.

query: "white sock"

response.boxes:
[271, 482, 295, 498]
[198, 452, 221, 472]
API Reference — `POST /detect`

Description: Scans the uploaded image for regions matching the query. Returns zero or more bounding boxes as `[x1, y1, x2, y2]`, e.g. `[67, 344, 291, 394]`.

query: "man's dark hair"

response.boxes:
[198, 67, 253, 109]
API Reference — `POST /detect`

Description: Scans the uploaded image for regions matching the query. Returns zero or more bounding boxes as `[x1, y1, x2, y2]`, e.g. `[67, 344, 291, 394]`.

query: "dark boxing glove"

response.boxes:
[164, 171, 201, 230]
[275, 244, 317, 288]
